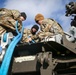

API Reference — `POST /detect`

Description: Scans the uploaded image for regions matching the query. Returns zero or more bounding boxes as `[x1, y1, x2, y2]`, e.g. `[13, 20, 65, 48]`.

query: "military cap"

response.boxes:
[32, 25, 39, 31]
[35, 14, 44, 23]
[21, 12, 27, 20]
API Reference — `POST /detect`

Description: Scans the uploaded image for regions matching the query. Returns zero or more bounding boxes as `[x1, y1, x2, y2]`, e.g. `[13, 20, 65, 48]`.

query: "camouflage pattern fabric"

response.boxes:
[0, 26, 6, 35]
[38, 18, 64, 39]
[38, 31, 54, 39]
[21, 28, 39, 43]
[0, 8, 22, 36]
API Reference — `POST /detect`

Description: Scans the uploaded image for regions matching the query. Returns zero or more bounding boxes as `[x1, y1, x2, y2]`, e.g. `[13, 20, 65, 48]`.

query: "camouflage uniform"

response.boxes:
[21, 28, 39, 43]
[38, 18, 63, 39]
[0, 8, 22, 35]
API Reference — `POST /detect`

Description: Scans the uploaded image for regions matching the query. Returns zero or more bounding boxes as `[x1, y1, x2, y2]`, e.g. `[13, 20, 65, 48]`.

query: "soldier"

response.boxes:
[35, 14, 64, 43]
[65, 2, 76, 16]
[65, 2, 76, 42]
[21, 25, 39, 43]
[0, 8, 27, 36]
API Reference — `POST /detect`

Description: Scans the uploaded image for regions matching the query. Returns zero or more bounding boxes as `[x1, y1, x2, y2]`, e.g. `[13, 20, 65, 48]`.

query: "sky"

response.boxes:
[0, 0, 76, 32]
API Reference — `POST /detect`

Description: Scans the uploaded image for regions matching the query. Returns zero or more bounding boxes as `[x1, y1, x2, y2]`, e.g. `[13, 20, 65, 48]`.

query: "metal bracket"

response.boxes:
[37, 52, 53, 75]
[1, 32, 13, 48]
[0, 32, 13, 61]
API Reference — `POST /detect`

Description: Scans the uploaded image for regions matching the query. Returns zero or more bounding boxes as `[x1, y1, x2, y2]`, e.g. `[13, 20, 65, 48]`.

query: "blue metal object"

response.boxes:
[3, 33, 8, 42]
[0, 46, 2, 54]
[0, 21, 24, 75]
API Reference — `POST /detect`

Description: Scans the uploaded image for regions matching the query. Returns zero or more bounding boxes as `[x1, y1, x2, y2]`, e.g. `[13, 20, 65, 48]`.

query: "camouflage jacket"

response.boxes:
[38, 18, 64, 39]
[0, 8, 22, 35]
[21, 28, 39, 43]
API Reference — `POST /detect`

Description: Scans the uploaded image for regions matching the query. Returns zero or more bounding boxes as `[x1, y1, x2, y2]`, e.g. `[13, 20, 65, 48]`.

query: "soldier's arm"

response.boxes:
[31, 34, 39, 40]
[30, 34, 40, 43]
[21, 29, 30, 43]
[48, 19, 64, 35]
[11, 10, 21, 20]
[38, 31, 55, 41]
[7, 18, 22, 31]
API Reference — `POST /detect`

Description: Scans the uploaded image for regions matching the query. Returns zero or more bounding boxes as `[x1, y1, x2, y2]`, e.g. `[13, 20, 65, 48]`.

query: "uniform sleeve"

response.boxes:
[7, 18, 22, 31]
[11, 10, 21, 19]
[31, 34, 39, 40]
[30, 34, 40, 43]
[38, 31, 54, 39]
[49, 20, 64, 35]
[21, 29, 29, 42]
[41, 19, 53, 32]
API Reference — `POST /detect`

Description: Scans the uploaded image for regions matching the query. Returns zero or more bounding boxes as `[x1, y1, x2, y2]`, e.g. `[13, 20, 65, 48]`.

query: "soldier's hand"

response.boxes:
[27, 38, 32, 42]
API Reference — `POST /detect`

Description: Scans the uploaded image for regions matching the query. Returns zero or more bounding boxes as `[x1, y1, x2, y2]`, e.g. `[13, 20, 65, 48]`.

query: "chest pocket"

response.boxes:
[41, 21, 50, 32]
